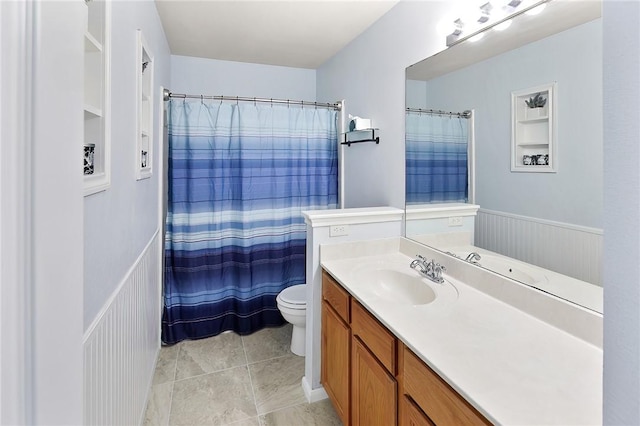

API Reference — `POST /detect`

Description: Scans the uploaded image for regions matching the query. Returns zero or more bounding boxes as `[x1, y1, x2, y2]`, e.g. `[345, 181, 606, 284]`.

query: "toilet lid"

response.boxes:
[278, 284, 306, 305]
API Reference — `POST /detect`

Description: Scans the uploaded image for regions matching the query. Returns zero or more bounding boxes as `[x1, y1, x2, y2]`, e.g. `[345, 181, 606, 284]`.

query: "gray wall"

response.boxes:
[405, 79, 428, 110]
[603, 1, 640, 424]
[31, 2, 85, 422]
[317, 1, 457, 209]
[422, 20, 602, 228]
[170, 55, 316, 100]
[83, 1, 171, 329]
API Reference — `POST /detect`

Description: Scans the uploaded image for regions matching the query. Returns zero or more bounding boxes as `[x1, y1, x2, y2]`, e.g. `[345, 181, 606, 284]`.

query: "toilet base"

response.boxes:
[290, 324, 306, 356]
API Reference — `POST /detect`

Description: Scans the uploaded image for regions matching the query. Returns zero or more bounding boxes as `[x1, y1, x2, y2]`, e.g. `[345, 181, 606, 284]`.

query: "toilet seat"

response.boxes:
[277, 284, 306, 309]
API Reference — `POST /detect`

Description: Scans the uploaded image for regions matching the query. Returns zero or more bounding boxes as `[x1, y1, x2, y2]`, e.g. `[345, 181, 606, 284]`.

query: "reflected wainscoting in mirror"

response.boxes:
[404, 0, 603, 313]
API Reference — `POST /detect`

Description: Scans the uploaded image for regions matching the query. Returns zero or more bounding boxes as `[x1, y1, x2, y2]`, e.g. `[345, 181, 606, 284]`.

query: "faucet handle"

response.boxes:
[433, 263, 446, 283]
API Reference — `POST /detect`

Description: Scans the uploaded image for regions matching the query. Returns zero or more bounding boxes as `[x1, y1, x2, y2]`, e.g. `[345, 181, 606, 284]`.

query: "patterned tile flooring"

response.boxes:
[144, 324, 341, 426]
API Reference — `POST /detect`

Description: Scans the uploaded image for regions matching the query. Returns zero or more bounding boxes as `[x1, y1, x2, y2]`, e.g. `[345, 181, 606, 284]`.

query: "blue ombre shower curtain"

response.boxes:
[162, 101, 338, 344]
[405, 113, 468, 204]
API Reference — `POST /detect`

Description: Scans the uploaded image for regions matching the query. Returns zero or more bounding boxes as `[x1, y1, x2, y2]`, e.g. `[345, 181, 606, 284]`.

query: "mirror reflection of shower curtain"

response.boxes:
[406, 113, 468, 204]
[162, 101, 338, 344]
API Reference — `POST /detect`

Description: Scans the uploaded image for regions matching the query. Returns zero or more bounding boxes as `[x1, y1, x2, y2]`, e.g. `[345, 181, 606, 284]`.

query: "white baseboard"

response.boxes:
[301, 376, 328, 403]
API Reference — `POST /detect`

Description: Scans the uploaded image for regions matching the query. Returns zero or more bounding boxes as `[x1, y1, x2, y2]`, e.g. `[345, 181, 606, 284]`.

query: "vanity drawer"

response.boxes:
[351, 299, 397, 374]
[322, 270, 350, 323]
[402, 346, 490, 426]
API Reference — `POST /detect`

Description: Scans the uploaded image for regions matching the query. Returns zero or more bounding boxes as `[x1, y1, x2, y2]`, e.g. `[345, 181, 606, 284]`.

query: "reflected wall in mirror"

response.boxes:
[405, 0, 603, 313]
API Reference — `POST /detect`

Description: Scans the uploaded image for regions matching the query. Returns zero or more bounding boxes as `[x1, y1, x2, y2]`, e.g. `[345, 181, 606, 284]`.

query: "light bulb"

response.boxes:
[478, 2, 492, 23]
[493, 19, 512, 31]
[525, 3, 546, 15]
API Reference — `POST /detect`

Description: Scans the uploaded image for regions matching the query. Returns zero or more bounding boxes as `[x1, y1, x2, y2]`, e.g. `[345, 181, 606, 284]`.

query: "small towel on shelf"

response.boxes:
[348, 114, 371, 131]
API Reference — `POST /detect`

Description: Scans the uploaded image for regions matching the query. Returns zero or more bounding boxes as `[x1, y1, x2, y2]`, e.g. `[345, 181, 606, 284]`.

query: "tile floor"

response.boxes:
[144, 324, 341, 426]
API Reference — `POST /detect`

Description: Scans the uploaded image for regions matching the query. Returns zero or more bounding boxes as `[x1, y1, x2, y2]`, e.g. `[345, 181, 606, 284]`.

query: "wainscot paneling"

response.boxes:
[476, 209, 602, 285]
[83, 231, 161, 425]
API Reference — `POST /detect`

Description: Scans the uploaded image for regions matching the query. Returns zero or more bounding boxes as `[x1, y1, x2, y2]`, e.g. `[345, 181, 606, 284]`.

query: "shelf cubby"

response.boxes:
[511, 83, 556, 172]
[83, 0, 111, 195]
[136, 30, 153, 180]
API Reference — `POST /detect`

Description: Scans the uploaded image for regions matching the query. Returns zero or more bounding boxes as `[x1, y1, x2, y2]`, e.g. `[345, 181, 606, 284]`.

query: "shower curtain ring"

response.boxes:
[200, 94, 204, 104]
[253, 97, 256, 106]
[236, 96, 239, 105]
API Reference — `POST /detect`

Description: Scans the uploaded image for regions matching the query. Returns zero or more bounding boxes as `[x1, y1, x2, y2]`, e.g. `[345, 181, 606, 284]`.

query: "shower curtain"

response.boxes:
[162, 100, 338, 344]
[405, 113, 468, 204]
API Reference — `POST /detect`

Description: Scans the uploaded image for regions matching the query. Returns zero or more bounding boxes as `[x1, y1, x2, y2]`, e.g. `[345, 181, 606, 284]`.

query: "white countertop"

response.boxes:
[321, 241, 602, 425]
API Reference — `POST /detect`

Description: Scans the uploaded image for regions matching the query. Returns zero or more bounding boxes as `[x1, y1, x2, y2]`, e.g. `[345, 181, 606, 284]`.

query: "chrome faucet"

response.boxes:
[410, 254, 430, 274]
[465, 252, 481, 264]
[410, 255, 447, 284]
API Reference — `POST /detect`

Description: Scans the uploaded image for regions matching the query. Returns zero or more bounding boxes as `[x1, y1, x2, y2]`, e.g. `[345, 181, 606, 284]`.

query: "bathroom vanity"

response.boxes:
[320, 237, 602, 425]
[322, 270, 489, 425]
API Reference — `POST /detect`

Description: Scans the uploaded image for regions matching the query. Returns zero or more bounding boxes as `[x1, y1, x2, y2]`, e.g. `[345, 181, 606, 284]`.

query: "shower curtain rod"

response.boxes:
[406, 107, 471, 118]
[164, 90, 342, 111]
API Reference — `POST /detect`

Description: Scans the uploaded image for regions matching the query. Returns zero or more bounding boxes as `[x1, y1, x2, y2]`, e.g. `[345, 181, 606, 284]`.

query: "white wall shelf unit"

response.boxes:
[136, 30, 153, 180]
[83, 0, 111, 195]
[511, 83, 556, 173]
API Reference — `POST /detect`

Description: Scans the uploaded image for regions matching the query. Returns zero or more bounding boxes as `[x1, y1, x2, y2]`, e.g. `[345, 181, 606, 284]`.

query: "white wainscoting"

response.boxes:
[83, 230, 162, 425]
[476, 209, 602, 285]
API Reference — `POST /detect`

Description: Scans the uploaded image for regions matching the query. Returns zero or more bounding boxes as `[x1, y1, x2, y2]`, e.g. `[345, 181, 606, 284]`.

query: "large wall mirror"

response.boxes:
[405, 0, 603, 313]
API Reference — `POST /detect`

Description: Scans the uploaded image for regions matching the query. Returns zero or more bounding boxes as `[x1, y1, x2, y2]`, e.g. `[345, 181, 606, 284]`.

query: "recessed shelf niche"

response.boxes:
[511, 83, 556, 173]
[83, 0, 111, 195]
[136, 30, 153, 180]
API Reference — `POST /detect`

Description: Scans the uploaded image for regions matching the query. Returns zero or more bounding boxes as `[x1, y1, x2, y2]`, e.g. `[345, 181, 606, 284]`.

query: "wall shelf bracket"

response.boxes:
[341, 129, 380, 147]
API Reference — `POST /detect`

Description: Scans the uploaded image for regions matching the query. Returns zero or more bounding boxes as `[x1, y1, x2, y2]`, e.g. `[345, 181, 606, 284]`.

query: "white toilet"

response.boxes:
[276, 284, 307, 356]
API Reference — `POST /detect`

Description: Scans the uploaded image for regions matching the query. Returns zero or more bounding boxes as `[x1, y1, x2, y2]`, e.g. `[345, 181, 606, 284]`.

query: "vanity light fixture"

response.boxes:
[446, 18, 465, 46]
[445, 0, 550, 47]
[478, 3, 492, 23]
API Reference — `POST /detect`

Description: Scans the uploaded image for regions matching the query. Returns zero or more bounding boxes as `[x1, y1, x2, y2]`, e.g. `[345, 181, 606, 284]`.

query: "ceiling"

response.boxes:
[155, 0, 399, 69]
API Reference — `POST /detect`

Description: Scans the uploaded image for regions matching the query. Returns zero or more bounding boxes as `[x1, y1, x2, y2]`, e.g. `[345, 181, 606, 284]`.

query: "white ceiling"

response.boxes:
[155, 0, 399, 69]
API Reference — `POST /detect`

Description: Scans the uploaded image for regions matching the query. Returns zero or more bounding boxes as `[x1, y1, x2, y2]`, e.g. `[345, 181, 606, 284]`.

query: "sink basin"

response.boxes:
[358, 269, 437, 305]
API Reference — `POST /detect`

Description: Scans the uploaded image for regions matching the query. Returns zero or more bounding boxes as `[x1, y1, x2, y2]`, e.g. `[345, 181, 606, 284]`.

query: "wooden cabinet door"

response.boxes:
[352, 337, 397, 426]
[399, 395, 435, 426]
[322, 301, 350, 425]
